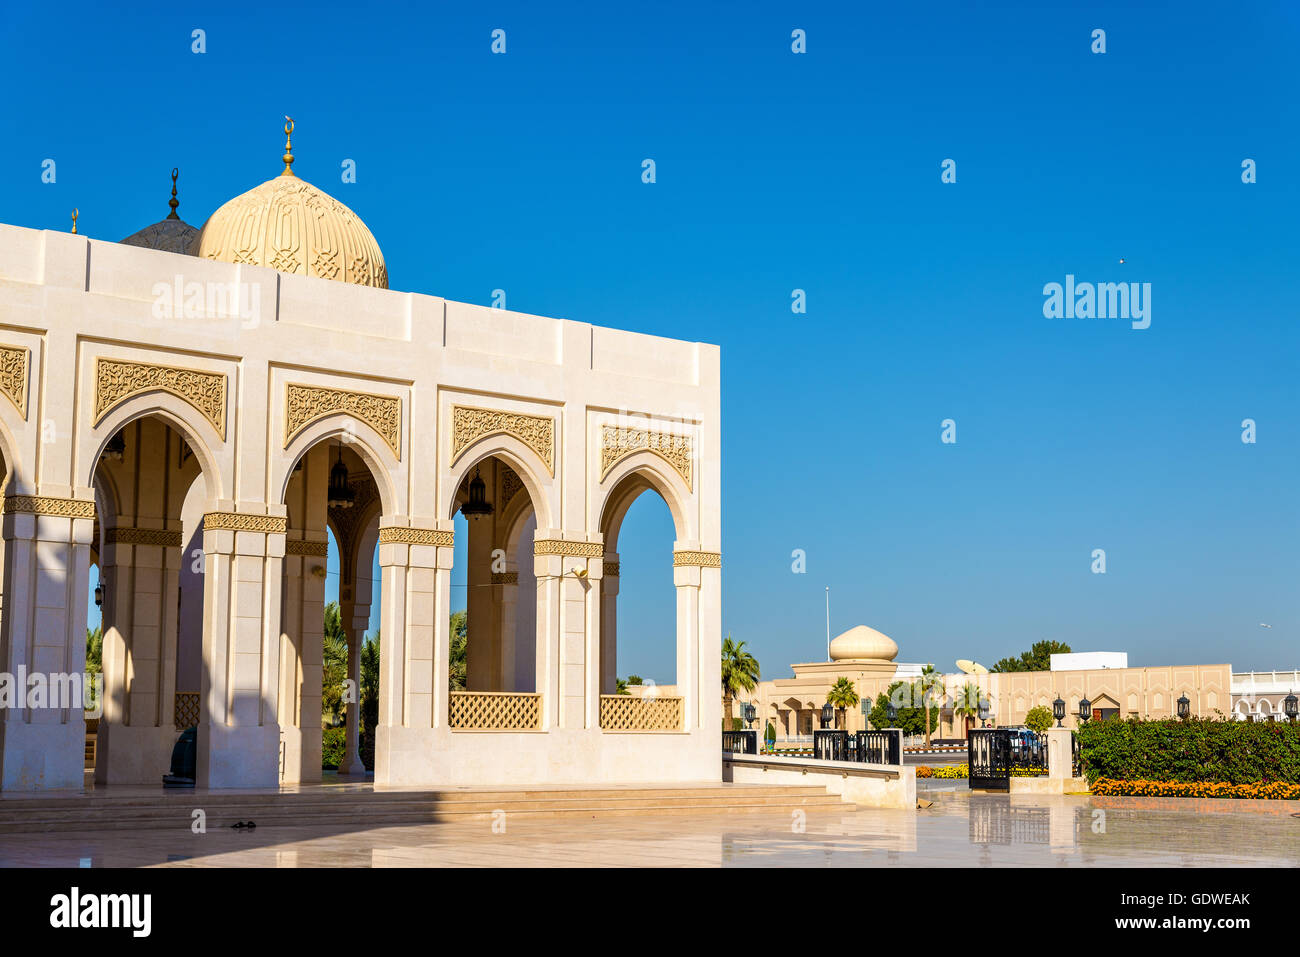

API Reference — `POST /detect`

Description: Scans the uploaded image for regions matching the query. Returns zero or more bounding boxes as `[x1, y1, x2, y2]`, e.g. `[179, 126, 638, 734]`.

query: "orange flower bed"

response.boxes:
[1091, 778, 1300, 800]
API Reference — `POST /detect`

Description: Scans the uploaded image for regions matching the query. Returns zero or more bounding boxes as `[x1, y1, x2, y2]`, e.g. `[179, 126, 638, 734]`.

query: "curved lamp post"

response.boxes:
[1177, 693, 1191, 720]
[1052, 695, 1066, 728]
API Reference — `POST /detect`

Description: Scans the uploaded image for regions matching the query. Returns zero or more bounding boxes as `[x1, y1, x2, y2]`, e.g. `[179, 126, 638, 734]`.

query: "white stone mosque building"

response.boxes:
[0, 122, 722, 791]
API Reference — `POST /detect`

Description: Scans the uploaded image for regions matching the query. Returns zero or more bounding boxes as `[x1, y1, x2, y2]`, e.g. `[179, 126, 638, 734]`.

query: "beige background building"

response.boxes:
[722, 625, 1234, 742]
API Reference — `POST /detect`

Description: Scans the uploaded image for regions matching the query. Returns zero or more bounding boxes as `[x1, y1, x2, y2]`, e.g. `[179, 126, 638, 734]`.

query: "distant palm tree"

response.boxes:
[615, 677, 630, 695]
[826, 677, 859, 730]
[721, 635, 760, 729]
[919, 664, 942, 747]
[953, 681, 981, 737]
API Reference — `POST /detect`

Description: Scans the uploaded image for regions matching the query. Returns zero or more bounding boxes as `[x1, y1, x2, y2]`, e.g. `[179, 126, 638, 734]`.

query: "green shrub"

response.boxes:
[1076, 718, 1300, 785]
[1024, 706, 1053, 733]
[322, 727, 346, 770]
[764, 721, 776, 744]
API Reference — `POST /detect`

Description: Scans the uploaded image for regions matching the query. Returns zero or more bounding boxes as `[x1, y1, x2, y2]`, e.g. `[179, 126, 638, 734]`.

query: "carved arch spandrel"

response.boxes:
[284, 383, 402, 459]
[94, 357, 227, 441]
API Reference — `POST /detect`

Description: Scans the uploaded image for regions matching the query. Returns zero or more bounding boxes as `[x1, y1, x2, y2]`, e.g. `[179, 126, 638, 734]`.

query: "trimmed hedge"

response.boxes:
[1076, 718, 1300, 785]
[322, 727, 345, 770]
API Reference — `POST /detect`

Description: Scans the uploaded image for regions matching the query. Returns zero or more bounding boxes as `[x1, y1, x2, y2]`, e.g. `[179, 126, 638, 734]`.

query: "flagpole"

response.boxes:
[825, 586, 830, 661]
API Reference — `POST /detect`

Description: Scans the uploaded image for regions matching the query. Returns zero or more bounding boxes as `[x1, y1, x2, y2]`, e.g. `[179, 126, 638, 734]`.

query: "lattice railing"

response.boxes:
[599, 694, 684, 731]
[174, 691, 200, 729]
[449, 691, 542, 730]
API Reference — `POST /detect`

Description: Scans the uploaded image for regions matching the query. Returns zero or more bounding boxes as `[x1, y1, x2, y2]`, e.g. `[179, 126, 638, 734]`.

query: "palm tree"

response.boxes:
[721, 635, 760, 730]
[919, 663, 941, 747]
[952, 681, 981, 737]
[449, 610, 468, 690]
[826, 677, 859, 730]
[615, 677, 630, 695]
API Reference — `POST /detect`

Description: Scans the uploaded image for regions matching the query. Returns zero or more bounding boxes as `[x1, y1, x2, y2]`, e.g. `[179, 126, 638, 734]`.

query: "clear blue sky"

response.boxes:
[18, 0, 1296, 680]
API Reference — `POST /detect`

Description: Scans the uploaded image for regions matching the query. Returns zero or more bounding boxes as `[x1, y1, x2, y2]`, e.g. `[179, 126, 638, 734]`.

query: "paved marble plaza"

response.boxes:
[0, 790, 1295, 868]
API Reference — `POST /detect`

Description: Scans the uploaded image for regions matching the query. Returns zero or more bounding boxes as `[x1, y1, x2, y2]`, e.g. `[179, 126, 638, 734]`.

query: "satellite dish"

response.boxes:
[970, 661, 989, 675]
[955, 659, 976, 674]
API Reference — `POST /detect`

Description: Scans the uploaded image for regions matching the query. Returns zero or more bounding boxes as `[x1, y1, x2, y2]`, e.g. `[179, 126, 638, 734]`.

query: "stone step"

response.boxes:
[0, 785, 849, 832]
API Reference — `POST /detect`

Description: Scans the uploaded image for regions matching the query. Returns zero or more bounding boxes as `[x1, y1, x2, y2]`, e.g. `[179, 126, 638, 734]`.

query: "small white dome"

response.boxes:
[829, 625, 898, 662]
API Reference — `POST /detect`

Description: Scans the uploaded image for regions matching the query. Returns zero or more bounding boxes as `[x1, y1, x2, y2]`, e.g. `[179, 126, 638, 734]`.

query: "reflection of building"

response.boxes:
[726, 625, 1240, 741]
[0, 126, 721, 791]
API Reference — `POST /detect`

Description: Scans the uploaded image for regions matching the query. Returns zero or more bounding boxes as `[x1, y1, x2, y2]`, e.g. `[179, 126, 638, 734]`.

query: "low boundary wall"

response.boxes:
[724, 753, 916, 809]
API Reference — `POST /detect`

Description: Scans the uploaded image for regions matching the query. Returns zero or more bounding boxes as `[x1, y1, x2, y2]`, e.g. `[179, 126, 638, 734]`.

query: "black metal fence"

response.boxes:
[1009, 731, 1049, 773]
[969, 729, 1012, 790]
[722, 730, 757, 754]
[855, 730, 901, 765]
[812, 729, 849, 761]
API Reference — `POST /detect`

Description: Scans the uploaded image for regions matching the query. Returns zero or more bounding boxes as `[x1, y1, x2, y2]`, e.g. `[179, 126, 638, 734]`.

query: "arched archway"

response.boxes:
[449, 453, 546, 697]
[90, 413, 213, 784]
[278, 432, 391, 782]
[595, 460, 694, 732]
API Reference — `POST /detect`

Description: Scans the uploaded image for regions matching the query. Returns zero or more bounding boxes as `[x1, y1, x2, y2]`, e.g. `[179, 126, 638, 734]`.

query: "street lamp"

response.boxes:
[1052, 696, 1066, 728]
[978, 697, 990, 728]
[1177, 693, 1190, 720]
[820, 702, 834, 729]
[1078, 696, 1092, 724]
[886, 700, 898, 725]
[742, 701, 756, 729]
[1284, 691, 1297, 723]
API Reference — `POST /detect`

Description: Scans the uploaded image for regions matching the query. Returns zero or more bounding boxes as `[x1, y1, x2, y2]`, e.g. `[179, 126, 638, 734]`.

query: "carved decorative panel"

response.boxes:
[285, 539, 329, 557]
[600, 425, 693, 490]
[452, 406, 554, 475]
[106, 527, 183, 547]
[203, 511, 287, 534]
[0, 345, 30, 417]
[285, 384, 401, 458]
[603, 561, 620, 578]
[490, 571, 519, 585]
[378, 527, 454, 547]
[673, 550, 721, 568]
[500, 466, 524, 508]
[2, 495, 96, 519]
[95, 358, 227, 440]
[534, 539, 603, 558]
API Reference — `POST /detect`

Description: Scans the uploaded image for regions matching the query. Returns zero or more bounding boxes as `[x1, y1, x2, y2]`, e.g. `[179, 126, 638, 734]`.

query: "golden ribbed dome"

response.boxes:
[189, 119, 387, 288]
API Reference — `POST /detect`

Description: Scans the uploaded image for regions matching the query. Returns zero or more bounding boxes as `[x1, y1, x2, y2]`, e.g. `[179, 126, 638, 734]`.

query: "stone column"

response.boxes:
[1046, 726, 1074, 782]
[278, 537, 325, 783]
[340, 623, 364, 774]
[495, 563, 518, 692]
[373, 525, 445, 783]
[599, 553, 618, 695]
[95, 524, 184, 784]
[673, 547, 721, 734]
[533, 535, 600, 729]
[465, 511, 500, 691]
[0, 494, 94, 791]
[196, 509, 285, 789]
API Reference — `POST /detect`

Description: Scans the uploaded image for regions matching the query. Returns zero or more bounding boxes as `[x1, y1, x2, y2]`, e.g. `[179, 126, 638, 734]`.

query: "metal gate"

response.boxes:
[968, 729, 1011, 791]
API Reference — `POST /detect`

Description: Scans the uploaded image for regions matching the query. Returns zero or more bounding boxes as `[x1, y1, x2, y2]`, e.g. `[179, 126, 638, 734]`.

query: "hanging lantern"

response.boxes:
[460, 467, 494, 520]
[94, 583, 103, 608]
[103, 431, 125, 462]
[327, 444, 354, 509]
